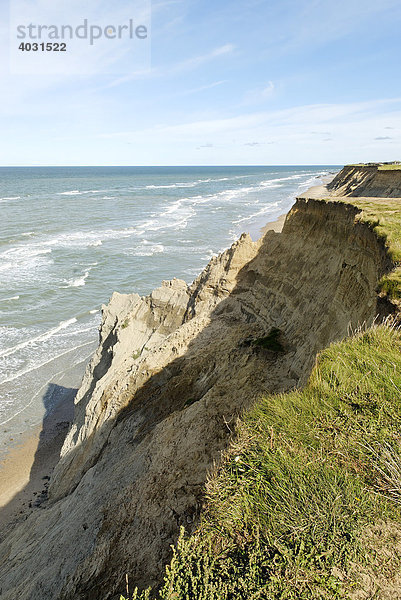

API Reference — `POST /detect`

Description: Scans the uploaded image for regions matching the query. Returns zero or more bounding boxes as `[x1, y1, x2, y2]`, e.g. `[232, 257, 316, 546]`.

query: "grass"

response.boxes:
[378, 164, 401, 171]
[346, 163, 401, 170]
[121, 325, 401, 599]
[324, 197, 401, 300]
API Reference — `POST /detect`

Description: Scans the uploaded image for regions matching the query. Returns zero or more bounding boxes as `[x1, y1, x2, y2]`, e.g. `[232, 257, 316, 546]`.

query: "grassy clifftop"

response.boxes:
[123, 324, 401, 599]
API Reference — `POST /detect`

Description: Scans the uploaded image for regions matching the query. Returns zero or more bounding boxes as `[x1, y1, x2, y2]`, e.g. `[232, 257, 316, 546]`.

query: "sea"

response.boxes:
[0, 165, 338, 452]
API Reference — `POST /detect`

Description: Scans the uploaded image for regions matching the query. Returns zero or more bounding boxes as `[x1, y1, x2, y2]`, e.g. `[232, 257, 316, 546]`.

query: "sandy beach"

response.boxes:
[258, 177, 334, 239]
[0, 387, 75, 536]
[259, 212, 287, 236]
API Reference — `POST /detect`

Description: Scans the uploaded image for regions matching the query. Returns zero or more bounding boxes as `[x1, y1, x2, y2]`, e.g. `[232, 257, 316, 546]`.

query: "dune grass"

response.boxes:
[122, 325, 401, 600]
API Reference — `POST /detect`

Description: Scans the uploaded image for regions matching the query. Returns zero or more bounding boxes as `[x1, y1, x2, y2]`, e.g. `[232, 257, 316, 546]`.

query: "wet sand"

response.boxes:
[0, 386, 75, 536]
[259, 213, 287, 237]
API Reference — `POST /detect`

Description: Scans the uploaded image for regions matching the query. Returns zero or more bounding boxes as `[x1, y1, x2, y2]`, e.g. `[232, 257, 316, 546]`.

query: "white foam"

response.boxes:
[58, 189, 109, 196]
[130, 244, 165, 257]
[145, 183, 189, 189]
[233, 202, 280, 225]
[0, 196, 21, 202]
[0, 246, 52, 275]
[63, 270, 90, 288]
[89, 309, 99, 314]
[0, 295, 19, 302]
[0, 344, 96, 423]
[0, 318, 78, 359]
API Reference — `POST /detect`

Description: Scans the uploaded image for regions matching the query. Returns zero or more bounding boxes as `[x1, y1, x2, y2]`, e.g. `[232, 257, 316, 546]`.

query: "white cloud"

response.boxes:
[243, 81, 275, 105]
[90, 97, 401, 165]
[107, 43, 236, 87]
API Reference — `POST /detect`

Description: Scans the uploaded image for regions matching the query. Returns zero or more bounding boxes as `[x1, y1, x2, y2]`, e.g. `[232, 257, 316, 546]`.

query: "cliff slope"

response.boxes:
[0, 171, 397, 599]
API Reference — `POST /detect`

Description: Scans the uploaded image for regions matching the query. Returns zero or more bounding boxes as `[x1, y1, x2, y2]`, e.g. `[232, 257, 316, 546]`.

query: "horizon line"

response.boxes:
[0, 163, 343, 168]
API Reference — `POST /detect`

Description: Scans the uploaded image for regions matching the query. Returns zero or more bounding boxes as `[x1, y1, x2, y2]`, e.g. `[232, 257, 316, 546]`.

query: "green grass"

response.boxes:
[378, 164, 401, 171]
[346, 163, 401, 170]
[122, 325, 401, 599]
[324, 197, 401, 300]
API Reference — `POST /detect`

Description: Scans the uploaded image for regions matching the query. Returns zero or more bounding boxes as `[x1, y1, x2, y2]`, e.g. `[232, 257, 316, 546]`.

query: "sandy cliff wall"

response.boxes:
[0, 197, 393, 600]
[328, 164, 401, 197]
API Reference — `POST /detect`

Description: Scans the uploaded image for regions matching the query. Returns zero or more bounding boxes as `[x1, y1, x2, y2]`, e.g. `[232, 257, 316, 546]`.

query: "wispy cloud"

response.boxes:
[242, 81, 275, 105]
[108, 43, 236, 87]
[91, 97, 401, 165]
[179, 80, 228, 96]
[96, 98, 401, 141]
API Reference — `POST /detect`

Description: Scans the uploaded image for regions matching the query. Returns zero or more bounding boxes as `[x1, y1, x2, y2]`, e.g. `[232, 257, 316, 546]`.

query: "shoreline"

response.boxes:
[257, 176, 334, 239]
[0, 387, 75, 535]
[259, 212, 287, 237]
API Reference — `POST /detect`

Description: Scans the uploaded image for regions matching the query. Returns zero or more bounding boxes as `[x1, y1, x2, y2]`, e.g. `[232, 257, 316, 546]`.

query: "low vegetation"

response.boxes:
[377, 164, 401, 171]
[329, 196, 401, 300]
[121, 324, 401, 599]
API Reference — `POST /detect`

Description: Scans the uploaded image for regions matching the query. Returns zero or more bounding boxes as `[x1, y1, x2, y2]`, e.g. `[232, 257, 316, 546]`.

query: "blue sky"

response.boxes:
[1, 0, 401, 165]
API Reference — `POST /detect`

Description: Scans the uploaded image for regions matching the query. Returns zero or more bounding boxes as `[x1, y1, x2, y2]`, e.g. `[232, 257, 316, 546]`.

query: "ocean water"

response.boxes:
[0, 165, 337, 450]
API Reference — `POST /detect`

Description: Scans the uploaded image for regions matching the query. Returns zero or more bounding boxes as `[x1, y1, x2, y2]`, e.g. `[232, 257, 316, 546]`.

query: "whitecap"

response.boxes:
[233, 202, 280, 225]
[0, 196, 21, 202]
[0, 318, 78, 359]
[63, 270, 90, 288]
[58, 190, 81, 196]
[0, 295, 19, 302]
[0, 342, 96, 414]
[126, 244, 165, 257]
[0, 246, 52, 274]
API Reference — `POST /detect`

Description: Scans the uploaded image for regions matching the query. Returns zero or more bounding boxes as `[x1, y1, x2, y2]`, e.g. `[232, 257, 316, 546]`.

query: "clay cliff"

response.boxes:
[328, 163, 401, 197]
[0, 168, 398, 599]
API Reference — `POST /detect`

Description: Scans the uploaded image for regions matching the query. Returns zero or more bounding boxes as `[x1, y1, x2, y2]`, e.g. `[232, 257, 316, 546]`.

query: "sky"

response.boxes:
[0, 0, 401, 166]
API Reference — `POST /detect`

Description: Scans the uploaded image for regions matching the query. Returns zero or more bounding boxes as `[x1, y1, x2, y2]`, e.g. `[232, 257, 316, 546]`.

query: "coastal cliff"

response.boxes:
[328, 162, 401, 197]
[1, 165, 400, 599]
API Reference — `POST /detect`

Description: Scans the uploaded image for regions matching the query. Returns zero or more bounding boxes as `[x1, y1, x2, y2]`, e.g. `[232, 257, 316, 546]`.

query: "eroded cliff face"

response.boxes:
[0, 198, 393, 600]
[328, 164, 401, 197]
